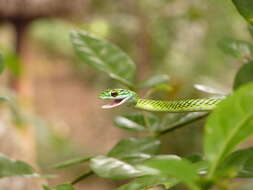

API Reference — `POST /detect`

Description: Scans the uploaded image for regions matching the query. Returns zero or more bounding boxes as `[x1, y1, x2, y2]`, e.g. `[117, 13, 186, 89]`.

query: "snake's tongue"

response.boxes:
[102, 98, 127, 109]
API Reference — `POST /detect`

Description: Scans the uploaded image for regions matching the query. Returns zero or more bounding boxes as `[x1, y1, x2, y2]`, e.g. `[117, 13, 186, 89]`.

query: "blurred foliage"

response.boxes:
[0, 154, 36, 178]
[1, 0, 253, 190]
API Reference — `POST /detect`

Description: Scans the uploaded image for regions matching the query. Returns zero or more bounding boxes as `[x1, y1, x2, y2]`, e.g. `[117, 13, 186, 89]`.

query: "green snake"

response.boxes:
[99, 89, 225, 112]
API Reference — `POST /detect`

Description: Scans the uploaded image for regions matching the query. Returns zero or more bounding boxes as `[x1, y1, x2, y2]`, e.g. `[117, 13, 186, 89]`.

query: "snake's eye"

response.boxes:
[111, 91, 118, 97]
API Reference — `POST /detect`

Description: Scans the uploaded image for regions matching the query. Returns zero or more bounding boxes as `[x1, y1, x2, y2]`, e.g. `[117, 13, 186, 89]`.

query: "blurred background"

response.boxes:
[0, 0, 250, 189]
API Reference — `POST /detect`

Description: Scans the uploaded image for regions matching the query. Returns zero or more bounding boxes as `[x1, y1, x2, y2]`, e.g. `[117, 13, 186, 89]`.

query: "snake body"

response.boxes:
[135, 97, 223, 112]
[99, 89, 224, 112]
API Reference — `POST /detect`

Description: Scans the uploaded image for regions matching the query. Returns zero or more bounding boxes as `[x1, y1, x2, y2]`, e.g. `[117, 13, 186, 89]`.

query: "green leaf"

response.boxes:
[233, 62, 253, 90]
[52, 156, 92, 169]
[219, 147, 253, 178]
[0, 154, 35, 178]
[43, 184, 75, 190]
[248, 24, 253, 38]
[194, 84, 225, 95]
[117, 175, 178, 190]
[138, 74, 170, 88]
[158, 112, 208, 134]
[2, 50, 22, 77]
[139, 156, 200, 190]
[114, 113, 159, 132]
[70, 30, 136, 88]
[232, 0, 253, 23]
[108, 137, 160, 164]
[0, 54, 5, 74]
[204, 83, 253, 178]
[218, 38, 253, 59]
[90, 156, 147, 180]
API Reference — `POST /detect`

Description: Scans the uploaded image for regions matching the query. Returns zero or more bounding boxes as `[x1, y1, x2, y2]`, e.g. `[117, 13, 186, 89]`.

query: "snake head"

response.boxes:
[99, 89, 138, 109]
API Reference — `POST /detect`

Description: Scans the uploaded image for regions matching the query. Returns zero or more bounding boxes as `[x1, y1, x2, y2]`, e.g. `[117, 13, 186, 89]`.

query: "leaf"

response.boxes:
[114, 113, 159, 132]
[218, 38, 253, 59]
[43, 184, 75, 190]
[53, 156, 92, 169]
[139, 156, 200, 190]
[233, 62, 253, 90]
[0, 54, 5, 74]
[204, 83, 253, 178]
[117, 175, 178, 190]
[194, 84, 226, 95]
[248, 24, 253, 38]
[219, 147, 253, 178]
[232, 0, 253, 23]
[0, 154, 35, 178]
[90, 156, 147, 180]
[138, 74, 170, 88]
[108, 137, 160, 164]
[70, 30, 136, 88]
[3, 50, 22, 77]
[158, 112, 208, 134]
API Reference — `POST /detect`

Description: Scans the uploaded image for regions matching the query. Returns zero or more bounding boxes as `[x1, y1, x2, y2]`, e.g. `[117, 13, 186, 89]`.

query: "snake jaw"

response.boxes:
[102, 97, 129, 109]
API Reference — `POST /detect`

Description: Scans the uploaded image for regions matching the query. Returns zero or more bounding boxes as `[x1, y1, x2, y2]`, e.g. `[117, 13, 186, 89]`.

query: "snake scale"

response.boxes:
[99, 89, 224, 112]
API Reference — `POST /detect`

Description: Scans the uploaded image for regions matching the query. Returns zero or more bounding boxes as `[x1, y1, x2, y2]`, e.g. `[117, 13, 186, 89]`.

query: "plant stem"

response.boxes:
[157, 113, 209, 137]
[71, 170, 93, 185]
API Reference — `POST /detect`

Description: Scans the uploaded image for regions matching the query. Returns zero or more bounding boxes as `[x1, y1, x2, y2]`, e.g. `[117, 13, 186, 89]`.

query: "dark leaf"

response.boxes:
[232, 0, 253, 23]
[233, 62, 253, 90]
[219, 147, 253, 178]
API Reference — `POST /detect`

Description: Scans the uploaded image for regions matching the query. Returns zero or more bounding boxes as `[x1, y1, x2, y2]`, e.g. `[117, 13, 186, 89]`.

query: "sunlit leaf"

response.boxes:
[114, 113, 159, 132]
[194, 84, 226, 95]
[90, 156, 147, 180]
[218, 38, 253, 59]
[70, 30, 136, 88]
[117, 175, 178, 190]
[138, 74, 170, 88]
[43, 184, 75, 190]
[108, 137, 160, 164]
[139, 156, 200, 190]
[204, 83, 253, 178]
[0, 154, 36, 178]
[233, 62, 253, 90]
[53, 156, 92, 169]
[232, 0, 253, 23]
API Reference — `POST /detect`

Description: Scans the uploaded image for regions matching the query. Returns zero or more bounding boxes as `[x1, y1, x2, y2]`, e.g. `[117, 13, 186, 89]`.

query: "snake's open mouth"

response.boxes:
[102, 98, 128, 109]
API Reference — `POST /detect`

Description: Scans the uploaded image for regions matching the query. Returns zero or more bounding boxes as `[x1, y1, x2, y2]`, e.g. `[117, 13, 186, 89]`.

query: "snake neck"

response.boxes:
[135, 97, 224, 112]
